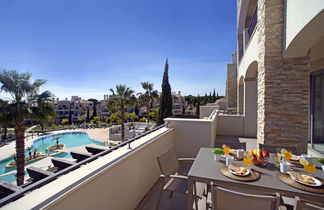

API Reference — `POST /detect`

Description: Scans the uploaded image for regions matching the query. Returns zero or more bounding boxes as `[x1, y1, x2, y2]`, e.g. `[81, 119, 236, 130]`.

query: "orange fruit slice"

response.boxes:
[299, 158, 308, 166]
[247, 154, 254, 160]
[223, 147, 230, 154]
[285, 152, 292, 160]
[280, 148, 287, 154]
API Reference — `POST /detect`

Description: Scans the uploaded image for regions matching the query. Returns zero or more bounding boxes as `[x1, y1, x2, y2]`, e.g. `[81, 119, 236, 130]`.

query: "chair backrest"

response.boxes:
[294, 196, 324, 210]
[156, 146, 179, 176]
[211, 186, 280, 210]
[215, 141, 246, 150]
[259, 143, 300, 155]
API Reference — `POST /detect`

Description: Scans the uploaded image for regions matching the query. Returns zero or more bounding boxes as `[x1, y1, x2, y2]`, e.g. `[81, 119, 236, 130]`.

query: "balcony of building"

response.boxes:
[284, 0, 324, 58]
[237, 0, 257, 63]
[0, 107, 219, 209]
[1, 103, 323, 209]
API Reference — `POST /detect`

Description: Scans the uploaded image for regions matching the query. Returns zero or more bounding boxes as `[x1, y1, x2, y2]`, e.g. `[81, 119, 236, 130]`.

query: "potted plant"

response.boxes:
[213, 148, 223, 161]
[317, 158, 324, 172]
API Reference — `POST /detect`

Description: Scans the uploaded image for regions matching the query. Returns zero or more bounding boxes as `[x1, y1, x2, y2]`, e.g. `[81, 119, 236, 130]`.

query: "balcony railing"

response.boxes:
[247, 8, 257, 39]
[0, 124, 166, 208]
[238, 46, 244, 61]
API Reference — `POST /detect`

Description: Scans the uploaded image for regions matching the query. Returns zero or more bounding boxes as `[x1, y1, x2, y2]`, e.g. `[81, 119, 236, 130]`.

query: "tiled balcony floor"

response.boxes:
[136, 178, 208, 210]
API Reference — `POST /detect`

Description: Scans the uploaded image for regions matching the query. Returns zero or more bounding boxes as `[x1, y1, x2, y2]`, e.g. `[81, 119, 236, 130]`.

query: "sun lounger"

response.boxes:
[70, 151, 92, 162]
[85, 145, 107, 155]
[0, 180, 22, 199]
[51, 158, 76, 171]
[27, 166, 54, 182]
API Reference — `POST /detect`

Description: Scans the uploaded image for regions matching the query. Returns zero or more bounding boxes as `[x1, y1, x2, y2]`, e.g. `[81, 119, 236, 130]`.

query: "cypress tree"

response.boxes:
[216, 92, 219, 100]
[92, 104, 97, 118]
[209, 92, 212, 103]
[157, 59, 172, 125]
[195, 95, 200, 116]
[134, 103, 139, 116]
[212, 89, 216, 102]
[88, 99, 98, 119]
[86, 108, 90, 123]
[204, 93, 208, 105]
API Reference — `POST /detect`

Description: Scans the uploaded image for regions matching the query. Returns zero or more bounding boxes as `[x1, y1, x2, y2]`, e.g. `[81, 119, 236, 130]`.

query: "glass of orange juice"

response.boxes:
[222, 144, 231, 158]
[304, 164, 316, 176]
[300, 158, 316, 176]
[243, 154, 253, 169]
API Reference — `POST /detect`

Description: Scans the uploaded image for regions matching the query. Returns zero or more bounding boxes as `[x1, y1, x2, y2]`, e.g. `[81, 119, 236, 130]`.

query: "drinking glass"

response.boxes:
[304, 164, 316, 176]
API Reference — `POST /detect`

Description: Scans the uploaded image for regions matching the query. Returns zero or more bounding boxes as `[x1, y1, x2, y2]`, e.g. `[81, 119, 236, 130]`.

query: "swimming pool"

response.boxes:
[0, 132, 103, 183]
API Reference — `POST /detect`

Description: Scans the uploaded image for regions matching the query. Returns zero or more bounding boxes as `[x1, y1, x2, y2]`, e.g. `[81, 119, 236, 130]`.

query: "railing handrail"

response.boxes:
[247, 7, 258, 39]
[208, 108, 219, 120]
[0, 124, 167, 207]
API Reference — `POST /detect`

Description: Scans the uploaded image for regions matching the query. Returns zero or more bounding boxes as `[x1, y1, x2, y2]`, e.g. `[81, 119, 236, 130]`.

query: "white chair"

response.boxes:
[211, 185, 280, 210]
[294, 196, 324, 210]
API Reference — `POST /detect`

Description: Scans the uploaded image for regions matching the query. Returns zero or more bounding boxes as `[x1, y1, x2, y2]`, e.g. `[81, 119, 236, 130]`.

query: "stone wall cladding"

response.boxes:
[226, 64, 238, 109]
[256, 0, 309, 153]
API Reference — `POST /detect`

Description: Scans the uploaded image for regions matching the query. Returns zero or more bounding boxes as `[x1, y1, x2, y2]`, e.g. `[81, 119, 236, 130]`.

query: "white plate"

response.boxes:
[290, 155, 301, 161]
[291, 174, 322, 187]
[229, 168, 250, 177]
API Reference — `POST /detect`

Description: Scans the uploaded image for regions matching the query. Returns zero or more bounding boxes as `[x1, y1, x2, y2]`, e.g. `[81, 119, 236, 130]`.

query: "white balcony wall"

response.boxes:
[217, 115, 244, 136]
[165, 114, 217, 158]
[237, 28, 259, 80]
[3, 128, 175, 210]
[200, 106, 218, 118]
[284, 0, 324, 58]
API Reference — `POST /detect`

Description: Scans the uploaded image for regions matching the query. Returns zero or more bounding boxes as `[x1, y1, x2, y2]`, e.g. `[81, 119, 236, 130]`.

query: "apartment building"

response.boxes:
[225, 0, 324, 154]
[54, 96, 93, 123]
[151, 91, 189, 116]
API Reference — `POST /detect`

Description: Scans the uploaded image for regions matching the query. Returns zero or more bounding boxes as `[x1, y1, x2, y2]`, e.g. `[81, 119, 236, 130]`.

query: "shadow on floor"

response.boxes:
[136, 178, 208, 210]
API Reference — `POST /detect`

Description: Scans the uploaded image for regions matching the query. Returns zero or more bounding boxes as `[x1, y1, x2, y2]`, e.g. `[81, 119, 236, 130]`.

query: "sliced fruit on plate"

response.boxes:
[288, 171, 322, 187]
[228, 164, 250, 176]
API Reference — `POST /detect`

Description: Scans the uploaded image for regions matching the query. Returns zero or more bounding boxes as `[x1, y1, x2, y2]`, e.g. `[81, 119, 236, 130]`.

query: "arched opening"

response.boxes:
[238, 76, 244, 115]
[244, 61, 258, 137]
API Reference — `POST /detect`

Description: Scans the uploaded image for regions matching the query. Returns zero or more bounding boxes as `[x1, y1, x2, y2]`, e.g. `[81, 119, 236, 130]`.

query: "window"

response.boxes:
[311, 70, 324, 154]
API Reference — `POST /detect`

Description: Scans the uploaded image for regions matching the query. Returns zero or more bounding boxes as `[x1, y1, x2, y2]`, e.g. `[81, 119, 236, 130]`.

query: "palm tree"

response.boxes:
[138, 82, 158, 123]
[0, 69, 48, 186]
[109, 85, 135, 141]
[0, 99, 11, 140]
[31, 91, 56, 134]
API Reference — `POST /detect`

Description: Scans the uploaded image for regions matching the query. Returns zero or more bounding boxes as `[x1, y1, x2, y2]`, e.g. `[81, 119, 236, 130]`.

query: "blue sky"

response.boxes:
[0, 0, 237, 100]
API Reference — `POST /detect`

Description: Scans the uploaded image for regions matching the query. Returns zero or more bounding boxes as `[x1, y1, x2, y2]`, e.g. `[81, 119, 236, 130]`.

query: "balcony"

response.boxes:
[1, 107, 322, 209]
[247, 8, 257, 40]
[237, 1, 258, 63]
[0, 107, 219, 209]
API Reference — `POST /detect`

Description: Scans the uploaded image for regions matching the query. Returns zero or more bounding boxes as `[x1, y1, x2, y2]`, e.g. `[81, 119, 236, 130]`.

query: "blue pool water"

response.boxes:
[0, 132, 103, 183]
